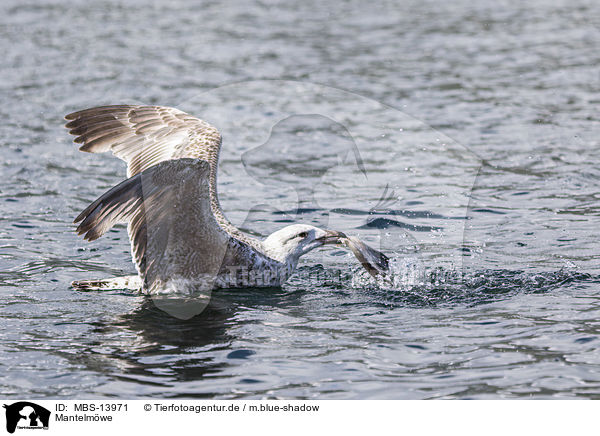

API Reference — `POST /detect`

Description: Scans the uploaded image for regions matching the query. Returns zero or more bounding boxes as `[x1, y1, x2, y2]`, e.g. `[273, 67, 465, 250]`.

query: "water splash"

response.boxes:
[344, 258, 596, 307]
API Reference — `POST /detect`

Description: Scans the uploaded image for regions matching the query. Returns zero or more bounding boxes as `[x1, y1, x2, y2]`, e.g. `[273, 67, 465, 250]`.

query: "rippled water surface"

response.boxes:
[2, 0, 600, 399]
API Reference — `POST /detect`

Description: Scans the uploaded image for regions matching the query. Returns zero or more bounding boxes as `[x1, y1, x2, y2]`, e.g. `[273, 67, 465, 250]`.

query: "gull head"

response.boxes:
[262, 224, 346, 267]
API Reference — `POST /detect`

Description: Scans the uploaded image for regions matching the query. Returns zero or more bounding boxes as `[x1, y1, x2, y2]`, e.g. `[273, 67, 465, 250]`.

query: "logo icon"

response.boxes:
[3, 402, 50, 434]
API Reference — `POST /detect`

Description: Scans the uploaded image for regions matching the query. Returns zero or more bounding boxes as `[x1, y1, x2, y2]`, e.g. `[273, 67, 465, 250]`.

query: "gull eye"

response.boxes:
[297, 231, 308, 239]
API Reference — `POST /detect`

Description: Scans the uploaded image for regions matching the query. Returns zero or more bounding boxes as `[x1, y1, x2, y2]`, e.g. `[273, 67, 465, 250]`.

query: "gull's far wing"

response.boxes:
[64, 105, 222, 178]
[74, 158, 229, 294]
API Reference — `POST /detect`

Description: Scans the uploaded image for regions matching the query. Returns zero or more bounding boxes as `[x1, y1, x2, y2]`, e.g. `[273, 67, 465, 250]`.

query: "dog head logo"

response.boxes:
[3, 402, 50, 434]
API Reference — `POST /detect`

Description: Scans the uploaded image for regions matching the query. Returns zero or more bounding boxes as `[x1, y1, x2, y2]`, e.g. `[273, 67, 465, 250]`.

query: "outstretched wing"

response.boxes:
[65, 105, 222, 178]
[65, 104, 260, 247]
[74, 158, 230, 294]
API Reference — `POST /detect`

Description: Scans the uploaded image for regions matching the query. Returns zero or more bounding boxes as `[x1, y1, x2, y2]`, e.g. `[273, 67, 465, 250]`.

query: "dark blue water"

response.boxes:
[2, 0, 600, 399]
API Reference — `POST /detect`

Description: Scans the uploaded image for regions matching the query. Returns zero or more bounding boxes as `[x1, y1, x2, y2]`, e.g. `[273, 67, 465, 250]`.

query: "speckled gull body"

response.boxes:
[65, 105, 388, 294]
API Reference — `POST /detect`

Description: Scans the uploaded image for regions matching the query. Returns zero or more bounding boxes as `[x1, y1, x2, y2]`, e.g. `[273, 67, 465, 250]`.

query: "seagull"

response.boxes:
[65, 105, 389, 295]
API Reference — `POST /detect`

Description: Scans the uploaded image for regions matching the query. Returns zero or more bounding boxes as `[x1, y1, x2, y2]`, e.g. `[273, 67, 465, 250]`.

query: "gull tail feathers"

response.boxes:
[71, 275, 142, 291]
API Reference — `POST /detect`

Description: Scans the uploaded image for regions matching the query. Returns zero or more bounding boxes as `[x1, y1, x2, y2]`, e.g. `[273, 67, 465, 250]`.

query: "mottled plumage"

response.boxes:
[65, 105, 388, 294]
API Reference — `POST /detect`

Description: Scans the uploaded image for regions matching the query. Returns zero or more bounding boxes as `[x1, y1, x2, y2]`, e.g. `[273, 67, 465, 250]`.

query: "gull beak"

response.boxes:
[316, 229, 347, 245]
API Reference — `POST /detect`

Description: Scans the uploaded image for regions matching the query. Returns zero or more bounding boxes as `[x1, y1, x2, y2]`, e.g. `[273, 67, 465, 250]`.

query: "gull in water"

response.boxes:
[65, 105, 389, 295]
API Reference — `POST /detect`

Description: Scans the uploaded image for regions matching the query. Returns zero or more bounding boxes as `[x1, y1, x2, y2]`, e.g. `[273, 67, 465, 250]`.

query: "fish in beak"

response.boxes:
[342, 236, 389, 278]
[317, 230, 389, 278]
